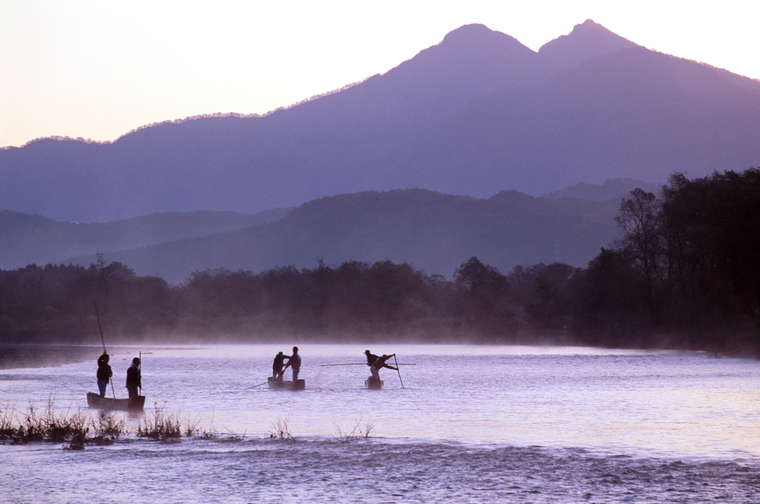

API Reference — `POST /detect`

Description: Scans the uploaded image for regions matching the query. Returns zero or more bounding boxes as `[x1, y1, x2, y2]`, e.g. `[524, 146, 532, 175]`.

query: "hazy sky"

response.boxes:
[2, 0, 759, 148]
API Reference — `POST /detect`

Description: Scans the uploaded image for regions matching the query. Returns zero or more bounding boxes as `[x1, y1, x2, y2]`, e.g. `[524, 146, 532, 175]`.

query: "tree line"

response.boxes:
[580, 169, 760, 352]
[1, 169, 758, 354]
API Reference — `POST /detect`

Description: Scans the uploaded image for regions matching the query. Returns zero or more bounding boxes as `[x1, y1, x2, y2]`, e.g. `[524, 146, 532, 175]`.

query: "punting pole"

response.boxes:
[393, 354, 404, 389]
[138, 352, 151, 394]
[139, 351, 143, 394]
[319, 363, 416, 367]
[93, 301, 116, 399]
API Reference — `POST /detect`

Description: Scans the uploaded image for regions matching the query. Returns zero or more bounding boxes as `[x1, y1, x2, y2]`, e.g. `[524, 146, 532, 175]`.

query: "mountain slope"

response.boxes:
[543, 178, 659, 201]
[538, 19, 637, 70]
[2, 20, 759, 221]
[0, 208, 289, 269]
[67, 189, 621, 282]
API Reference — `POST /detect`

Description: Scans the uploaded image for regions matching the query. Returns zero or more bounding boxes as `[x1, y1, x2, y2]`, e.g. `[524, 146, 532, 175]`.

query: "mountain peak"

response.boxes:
[438, 23, 533, 55]
[442, 23, 500, 42]
[375, 22, 537, 97]
[575, 19, 607, 32]
[539, 19, 636, 68]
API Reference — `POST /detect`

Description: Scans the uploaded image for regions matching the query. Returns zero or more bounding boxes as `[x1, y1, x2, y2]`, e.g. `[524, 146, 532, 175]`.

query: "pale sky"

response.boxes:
[2, 0, 759, 148]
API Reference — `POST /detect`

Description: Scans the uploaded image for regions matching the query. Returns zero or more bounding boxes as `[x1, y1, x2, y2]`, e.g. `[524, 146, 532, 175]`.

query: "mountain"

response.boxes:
[543, 178, 660, 201]
[538, 19, 637, 70]
[67, 189, 621, 283]
[2, 20, 759, 221]
[0, 208, 289, 269]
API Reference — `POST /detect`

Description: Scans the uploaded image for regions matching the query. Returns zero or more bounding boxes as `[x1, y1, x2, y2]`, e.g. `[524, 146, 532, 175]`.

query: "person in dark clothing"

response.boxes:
[126, 357, 141, 399]
[96, 353, 112, 398]
[365, 349, 398, 380]
[272, 351, 287, 381]
[365, 349, 379, 379]
[282, 346, 301, 381]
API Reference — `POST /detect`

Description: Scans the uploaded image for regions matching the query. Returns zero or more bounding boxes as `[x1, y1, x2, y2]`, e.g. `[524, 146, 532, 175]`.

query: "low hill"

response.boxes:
[0, 208, 289, 269]
[67, 189, 621, 282]
[543, 178, 660, 201]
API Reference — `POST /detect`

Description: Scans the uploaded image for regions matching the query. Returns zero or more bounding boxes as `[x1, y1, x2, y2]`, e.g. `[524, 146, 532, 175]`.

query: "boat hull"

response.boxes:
[87, 392, 145, 411]
[365, 377, 383, 390]
[267, 377, 305, 390]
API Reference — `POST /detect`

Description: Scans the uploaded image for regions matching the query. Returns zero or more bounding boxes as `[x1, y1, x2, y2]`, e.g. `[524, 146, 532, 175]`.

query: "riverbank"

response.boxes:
[0, 344, 103, 370]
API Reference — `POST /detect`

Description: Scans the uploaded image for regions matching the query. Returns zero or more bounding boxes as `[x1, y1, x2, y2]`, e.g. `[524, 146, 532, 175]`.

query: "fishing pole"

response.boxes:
[319, 363, 417, 367]
[393, 354, 404, 389]
[93, 301, 116, 399]
[138, 352, 152, 395]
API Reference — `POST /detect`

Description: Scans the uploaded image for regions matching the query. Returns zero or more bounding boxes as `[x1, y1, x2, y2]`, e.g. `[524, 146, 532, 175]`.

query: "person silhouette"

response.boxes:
[96, 353, 112, 398]
[126, 357, 141, 399]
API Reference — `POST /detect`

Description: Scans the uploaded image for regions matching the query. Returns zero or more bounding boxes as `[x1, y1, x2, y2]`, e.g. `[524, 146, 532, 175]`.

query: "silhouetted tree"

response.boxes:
[616, 188, 663, 324]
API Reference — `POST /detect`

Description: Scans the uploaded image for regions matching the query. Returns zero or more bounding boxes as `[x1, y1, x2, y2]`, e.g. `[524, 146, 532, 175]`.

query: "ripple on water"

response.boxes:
[3, 438, 759, 503]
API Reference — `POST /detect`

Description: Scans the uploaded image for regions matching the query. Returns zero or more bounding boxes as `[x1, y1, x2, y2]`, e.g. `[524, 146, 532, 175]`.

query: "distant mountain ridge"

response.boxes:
[66, 188, 622, 283]
[0, 208, 289, 269]
[2, 19, 759, 221]
[543, 178, 660, 201]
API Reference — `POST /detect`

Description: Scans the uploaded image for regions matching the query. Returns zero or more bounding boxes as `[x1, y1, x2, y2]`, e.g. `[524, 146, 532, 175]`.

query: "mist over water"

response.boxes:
[2, 344, 760, 502]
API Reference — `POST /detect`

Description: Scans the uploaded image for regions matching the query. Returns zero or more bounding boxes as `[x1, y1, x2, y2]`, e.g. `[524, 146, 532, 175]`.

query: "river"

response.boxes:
[1, 344, 759, 503]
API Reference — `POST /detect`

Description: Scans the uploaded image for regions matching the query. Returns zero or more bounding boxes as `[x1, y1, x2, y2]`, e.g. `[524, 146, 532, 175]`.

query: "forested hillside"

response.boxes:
[3, 169, 757, 355]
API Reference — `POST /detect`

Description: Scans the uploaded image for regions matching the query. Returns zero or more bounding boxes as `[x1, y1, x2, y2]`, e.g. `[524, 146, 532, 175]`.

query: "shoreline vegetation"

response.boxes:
[0, 402, 369, 449]
[0, 170, 758, 357]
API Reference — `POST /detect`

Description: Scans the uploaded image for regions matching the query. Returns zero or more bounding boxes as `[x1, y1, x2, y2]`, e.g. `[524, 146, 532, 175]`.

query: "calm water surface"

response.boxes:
[2, 344, 759, 503]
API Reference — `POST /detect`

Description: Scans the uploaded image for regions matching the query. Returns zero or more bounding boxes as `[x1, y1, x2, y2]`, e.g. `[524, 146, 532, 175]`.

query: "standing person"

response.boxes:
[272, 351, 287, 381]
[365, 349, 397, 380]
[365, 350, 380, 380]
[126, 357, 141, 399]
[286, 346, 301, 381]
[96, 353, 112, 398]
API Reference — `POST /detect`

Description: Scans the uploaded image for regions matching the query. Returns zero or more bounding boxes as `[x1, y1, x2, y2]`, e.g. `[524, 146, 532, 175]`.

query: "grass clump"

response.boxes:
[334, 420, 374, 442]
[196, 430, 216, 440]
[137, 406, 183, 441]
[0, 408, 15, 439]
[269, 418, 294, 441]
[0, 402, 232, 446]
[0, 403, 91, 445]
[91, 412, 126, 444]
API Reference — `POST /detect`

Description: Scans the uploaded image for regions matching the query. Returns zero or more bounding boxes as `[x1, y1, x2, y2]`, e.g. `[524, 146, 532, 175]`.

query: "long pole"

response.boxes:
[94, 301, 106, 352]
[319, 363, 416, 367]
[393, 354, 404, 389]
[93, 301, 116, 398]
[139, 351, 143, 395]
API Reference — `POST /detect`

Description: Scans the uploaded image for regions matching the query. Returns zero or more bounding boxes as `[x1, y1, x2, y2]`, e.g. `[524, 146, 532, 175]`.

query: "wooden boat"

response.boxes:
[365, 377, 383, 390]
[267, 377, 305, 390]
[87, 392, 145, 411]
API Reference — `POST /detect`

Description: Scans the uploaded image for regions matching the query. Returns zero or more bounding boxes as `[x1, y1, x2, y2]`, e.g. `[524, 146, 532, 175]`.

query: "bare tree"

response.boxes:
[616, 188, 663, 322]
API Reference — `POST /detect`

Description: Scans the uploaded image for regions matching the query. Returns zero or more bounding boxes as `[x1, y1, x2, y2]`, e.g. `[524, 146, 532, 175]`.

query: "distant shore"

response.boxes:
[0, 344, 101, 370]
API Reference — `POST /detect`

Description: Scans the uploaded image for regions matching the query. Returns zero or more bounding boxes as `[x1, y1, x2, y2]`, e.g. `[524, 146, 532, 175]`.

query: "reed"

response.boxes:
[0, 404, 92, 444]
[184, 423, 198, 438]
[137, 406, 183, 440]
[196, 430, 216, 440]
[269, 418, 294, 441]
[334, 420, 374, 442]
[92, 412, 126, 440]
[43, 407, 89, 443]
[0, 402, 248, 446]
[0, 407, 15, 438]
